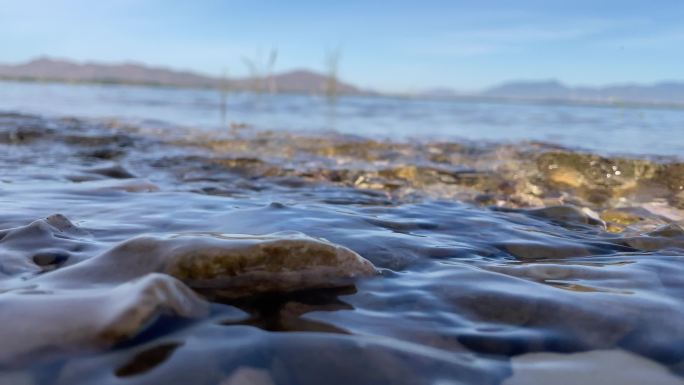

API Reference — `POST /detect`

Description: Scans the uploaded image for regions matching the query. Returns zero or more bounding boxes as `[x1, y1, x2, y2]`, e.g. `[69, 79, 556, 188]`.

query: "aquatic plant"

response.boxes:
[242, 47, 278, 94]
[324, 47, 342, 102]
[219, 68, 229, 127]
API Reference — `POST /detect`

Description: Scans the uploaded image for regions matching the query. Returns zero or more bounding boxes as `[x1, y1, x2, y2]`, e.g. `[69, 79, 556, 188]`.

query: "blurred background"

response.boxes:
[1, 0, 683, 156]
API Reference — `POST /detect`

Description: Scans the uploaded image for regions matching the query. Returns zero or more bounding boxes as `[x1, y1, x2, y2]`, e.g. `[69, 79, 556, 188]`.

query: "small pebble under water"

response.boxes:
[2, 109, 684, 385]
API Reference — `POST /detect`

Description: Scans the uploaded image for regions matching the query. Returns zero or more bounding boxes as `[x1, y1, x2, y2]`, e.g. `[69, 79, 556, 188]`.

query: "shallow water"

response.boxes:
[2, 86, 684, 384]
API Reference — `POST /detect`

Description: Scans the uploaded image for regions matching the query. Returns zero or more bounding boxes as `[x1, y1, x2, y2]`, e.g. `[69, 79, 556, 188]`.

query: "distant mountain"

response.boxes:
[229, 69, 361, 94]
[5, 58, 684, 105]
[419, 87, 463, 98]
[0, 57, 363, 94]
[482, 80, 684, 105]
[0, 57, 217, 87]
[483, 80, 569, 99]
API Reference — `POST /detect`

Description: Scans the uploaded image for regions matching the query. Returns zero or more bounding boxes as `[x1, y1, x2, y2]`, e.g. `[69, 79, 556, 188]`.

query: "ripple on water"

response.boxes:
[2, 112, 684, 384]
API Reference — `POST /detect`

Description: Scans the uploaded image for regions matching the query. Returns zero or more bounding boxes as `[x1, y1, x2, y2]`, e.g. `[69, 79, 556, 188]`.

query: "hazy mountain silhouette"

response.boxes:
[482, 80, 684, 105]
[4, 58, 684, 105]
[0, 57, 362, 94]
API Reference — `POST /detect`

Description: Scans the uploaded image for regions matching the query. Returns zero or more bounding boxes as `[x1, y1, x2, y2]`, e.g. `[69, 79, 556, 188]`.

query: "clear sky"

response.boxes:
[1, 0, 683, 92]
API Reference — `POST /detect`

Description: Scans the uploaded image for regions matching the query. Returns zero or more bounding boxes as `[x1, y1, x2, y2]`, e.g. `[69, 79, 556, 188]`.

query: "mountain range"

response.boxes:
[0, 57, 363, 95]
[480, 80, 684, 106]
[2, 58, 684, 106]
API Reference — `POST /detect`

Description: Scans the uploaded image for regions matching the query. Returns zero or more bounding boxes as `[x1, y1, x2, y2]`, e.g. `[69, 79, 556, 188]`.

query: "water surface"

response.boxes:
[2, 82, 684, 384]
[2, 80, 684, 157]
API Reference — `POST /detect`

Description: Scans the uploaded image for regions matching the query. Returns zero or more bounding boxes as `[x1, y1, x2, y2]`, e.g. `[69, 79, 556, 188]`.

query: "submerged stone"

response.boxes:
[0, 273, 209, 363]
[0, 214, 92, 278]
[503, 350, 684, 385]
[525, 205, 605, 228]
[600, 209, 643, 226]
[46, 232, 378, 297]
[0, 215, 378, 364]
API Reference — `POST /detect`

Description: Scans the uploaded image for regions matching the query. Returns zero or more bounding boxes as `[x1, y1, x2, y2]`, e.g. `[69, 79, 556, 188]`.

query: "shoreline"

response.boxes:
[4, 77, 684, 113]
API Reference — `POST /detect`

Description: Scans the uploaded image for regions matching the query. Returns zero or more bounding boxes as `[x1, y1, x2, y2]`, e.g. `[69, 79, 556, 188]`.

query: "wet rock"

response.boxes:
[642, 201, 684, 221]
[115, 342, 184, 377]
[85, 164, 136, 179]
[503, 350, 684, 385]
[0, 215, 91, 277]
[44, 232, 378, 298]
[63, 133, 134, 148]
[67, 133, 135, 162]
[86, 178, 160, 193]
[0, 214, 377, 365]
[82, 147, 127, 160]
[0, 125, 52, 144]
[600, 208, 643, 225]
[45, 213, 89, 235]
[656, 163, 684, 193]
[474, 193, 498, 206]
[67, 165, 137, 182]
[0, 273, 209, 363]
[525, 205, 605, 228]
[467, 255, 684, 361]
[221, 367, 275, 385]
[31, 250, 70, 268]
[262, 332, 506, 385]
[499, 240, 595, 260]
[313, 140, 400, 161]
[52, 323, 507, 385]
[647, 223, 684, 238]
[536, 151, 656, 205]
[623, 225, 684, 251]
[212, 157, 280, 178]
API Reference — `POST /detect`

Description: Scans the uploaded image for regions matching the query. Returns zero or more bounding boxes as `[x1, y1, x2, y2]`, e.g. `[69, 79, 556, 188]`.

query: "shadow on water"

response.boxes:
[217, 286, 356, 334]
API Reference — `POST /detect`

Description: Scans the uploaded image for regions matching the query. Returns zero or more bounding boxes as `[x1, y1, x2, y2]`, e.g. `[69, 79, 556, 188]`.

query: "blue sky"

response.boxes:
[1, 0, 683, 91]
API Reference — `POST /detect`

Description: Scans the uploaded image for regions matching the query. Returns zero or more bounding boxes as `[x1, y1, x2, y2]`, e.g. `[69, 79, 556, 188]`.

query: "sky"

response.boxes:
[1, 0, 683, 92]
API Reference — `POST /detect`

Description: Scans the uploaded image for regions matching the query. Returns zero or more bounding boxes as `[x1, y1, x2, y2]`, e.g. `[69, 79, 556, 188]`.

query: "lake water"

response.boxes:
[2, 80, 684, 157]
[2, 80, 684, 385]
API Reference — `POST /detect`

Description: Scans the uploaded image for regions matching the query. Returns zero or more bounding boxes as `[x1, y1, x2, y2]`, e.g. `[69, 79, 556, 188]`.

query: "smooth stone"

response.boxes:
[642, 202, 684, 221]
[624, 224, 684, 250]
[0, 215, 377, 364]
[503, 349, 684, 385]
[599, 208, 643, 226]
[526, 205, 605, 227]
[85, 164, 136, 179]
[499, 240, 594, 260]
[80, 178, 160, 193]
[42, 232, 379, 297]
[648, 223, 684, 238]
[221, 367, 275, 385]
[0, 215, 91, 278]
[0, 273, 209, 363]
